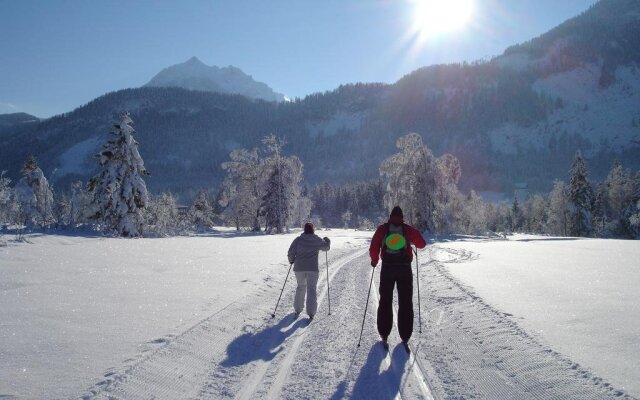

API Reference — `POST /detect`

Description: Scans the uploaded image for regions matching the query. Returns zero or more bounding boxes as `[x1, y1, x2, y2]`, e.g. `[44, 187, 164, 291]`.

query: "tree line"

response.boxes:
[0, 115, 638, 239]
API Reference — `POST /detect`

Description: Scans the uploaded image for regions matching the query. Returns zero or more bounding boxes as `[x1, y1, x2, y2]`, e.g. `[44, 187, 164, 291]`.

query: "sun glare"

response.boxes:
[412, 0, 474, 39]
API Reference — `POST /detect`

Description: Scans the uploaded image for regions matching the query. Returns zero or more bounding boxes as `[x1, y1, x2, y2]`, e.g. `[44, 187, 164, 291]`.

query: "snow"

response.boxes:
[1, 230, 637, 399]
[533, 63, 603, 105]
[56, 136, 101, 178]
[0, 229, 370, 399]
[145, 57, 285, 102]
[437, 234, 640, 397]
[489, 64, 640, 155]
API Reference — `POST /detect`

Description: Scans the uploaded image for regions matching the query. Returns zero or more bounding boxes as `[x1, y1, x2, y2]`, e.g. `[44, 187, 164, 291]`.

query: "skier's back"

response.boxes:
[288, 223, 330, 318]
[369, 206, 426, 346]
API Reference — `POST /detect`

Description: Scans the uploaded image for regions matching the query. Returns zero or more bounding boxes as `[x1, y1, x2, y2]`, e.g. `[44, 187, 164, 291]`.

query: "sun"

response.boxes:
[412, 0, 474, 39]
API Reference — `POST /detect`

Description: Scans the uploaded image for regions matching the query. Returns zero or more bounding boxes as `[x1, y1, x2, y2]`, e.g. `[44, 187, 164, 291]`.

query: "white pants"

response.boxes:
[294, 271, 319, 316]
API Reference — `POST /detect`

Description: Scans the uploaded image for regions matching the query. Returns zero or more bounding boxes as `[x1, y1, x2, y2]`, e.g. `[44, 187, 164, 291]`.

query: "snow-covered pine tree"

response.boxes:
[290, 185, 312, 230]
[629, 171, 640, 239]
[54, 191, 72, 229]
[511, 192, 523, 232]
[260, 135, 304, 234]
[0, 171, 13, 226]
[547, 180, 570, 236]
[568, 150, 593, 237]
[604, 160, 636, 237]
[524, 194, 547, 234]
[88, 113, 150, 237]
[13, 156, 55, 229]
[262, 166, 290, 233]
[70, 180, 92, 229]
[592, 182, 607, 236]
[190, 189, 214, 230]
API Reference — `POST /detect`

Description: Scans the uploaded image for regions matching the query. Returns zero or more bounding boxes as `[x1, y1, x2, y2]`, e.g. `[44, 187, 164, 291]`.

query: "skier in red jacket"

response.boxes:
[369, 206, 426, 346]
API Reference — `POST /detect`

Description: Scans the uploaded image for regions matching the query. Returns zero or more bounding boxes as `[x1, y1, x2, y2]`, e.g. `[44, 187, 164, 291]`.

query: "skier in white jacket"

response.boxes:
[287, 223, 330, 319]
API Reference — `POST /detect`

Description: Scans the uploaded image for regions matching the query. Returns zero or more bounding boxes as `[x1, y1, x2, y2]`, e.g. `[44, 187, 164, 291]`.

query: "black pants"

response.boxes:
[377, 263, 413, 342]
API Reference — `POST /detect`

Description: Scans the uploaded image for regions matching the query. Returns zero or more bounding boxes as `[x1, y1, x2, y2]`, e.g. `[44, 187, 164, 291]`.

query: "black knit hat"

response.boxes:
[304, 222, 314, 234]
[390, 206, 403, 218]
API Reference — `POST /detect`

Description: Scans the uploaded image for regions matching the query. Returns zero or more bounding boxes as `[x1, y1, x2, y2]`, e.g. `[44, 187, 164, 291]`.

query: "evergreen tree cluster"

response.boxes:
[308, 180, 386, 229]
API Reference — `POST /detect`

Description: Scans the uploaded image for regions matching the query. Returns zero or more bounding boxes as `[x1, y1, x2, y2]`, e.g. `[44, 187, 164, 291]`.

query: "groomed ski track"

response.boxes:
[82, 240, 634, 400]
[82, 245, 436, 400]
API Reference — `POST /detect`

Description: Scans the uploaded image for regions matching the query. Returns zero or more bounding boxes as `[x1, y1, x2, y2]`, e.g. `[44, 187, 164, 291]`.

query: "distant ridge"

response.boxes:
[144, 57, 285, 102]
[0, 112, 40, 135]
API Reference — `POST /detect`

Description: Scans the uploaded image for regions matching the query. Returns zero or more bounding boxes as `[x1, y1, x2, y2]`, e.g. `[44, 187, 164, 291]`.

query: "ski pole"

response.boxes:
[413, 247, 422, 334]
[357, 265, 376, 347]
[271, 262, 293, 318]
[325, 252, 331, 315]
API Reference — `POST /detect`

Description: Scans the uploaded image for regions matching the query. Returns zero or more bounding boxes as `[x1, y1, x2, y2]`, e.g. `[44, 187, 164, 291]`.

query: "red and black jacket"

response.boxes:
[369, 215, 427, 266]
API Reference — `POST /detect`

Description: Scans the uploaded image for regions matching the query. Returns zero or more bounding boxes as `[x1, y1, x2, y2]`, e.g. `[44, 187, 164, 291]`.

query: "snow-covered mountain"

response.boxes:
[144, 57, 285, 102]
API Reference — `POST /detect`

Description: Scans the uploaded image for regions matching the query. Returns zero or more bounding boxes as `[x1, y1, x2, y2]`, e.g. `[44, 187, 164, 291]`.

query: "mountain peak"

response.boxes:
[144, 58, 285, 102]
[185, 56, 205, 65]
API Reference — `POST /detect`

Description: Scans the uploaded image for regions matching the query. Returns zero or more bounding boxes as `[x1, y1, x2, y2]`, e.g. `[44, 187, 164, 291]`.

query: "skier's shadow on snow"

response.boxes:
[221, 313, 307, 367]
[332, 344, 408, 400]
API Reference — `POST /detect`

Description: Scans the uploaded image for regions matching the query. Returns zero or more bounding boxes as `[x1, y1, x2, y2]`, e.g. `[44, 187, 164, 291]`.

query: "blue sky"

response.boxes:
[0, 0, 596, 117]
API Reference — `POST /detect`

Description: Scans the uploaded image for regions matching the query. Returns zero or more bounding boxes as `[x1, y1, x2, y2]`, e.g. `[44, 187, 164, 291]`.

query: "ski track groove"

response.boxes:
[80, 247, 363, 400]
[236, 249, 367, 400]
[371, 267, 437, 400]
[277, 251, 435, 400]
[417, 244, 636, 400]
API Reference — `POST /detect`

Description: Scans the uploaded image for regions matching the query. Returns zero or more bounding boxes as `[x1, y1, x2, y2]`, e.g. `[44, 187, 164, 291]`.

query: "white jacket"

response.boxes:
[287, 233, 330, 271]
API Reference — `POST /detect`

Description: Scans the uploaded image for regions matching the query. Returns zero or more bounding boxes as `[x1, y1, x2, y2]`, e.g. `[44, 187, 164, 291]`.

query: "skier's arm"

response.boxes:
[287, 238, 298, 264]
[407, 226, 427, 249]
[319, 236, 330, 252]
[369, 225, 384, 266]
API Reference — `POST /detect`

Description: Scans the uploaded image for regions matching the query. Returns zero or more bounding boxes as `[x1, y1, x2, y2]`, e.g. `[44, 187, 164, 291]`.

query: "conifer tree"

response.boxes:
[14, 156, 55, 228]
[568, 150, 593, 236]
[260, 135, 304, 234]
[88, 113, 150, 237]
[70, 181, 92, 228]
[548, 180, 569, 236]
[604, 160, 635, 236]
[0, 171, 13, 226]
[190, 190, 214, 230]
[511, 192, 523, 232]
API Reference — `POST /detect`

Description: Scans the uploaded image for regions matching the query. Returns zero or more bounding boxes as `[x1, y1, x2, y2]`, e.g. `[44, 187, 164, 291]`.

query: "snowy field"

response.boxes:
[436, 235, 640, 397]
[0, 229, 370, 399]
[1, 230, 638, 399]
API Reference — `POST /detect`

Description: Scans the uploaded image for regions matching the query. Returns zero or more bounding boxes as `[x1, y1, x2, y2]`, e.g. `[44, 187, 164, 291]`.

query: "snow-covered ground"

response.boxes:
[1, 230, 637, 399]
[436, 234, 640, 397]
[0, 229, 370, 399]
